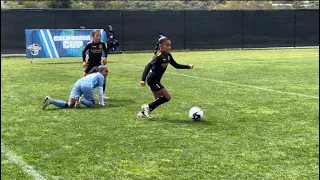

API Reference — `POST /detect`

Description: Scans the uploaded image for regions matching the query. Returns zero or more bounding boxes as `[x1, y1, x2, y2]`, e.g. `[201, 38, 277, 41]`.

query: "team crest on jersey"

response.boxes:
[161, 63, 168, 68]
[27, 44, 41, 56]
[99, 44, 103, 49]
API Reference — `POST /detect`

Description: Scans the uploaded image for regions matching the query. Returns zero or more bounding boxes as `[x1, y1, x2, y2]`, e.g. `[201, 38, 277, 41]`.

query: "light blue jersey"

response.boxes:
[76, 72, 104, 88]
[70, 73, 105, 100]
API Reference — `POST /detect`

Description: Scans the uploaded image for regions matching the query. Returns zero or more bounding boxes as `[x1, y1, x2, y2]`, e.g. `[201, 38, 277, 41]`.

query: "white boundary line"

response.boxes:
[1, 142, 46, 180]
[124, 64, 319, 99]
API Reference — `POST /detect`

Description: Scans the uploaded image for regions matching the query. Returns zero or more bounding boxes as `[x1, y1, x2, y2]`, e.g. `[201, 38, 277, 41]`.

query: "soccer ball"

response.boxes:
[189, 107, 203, 121]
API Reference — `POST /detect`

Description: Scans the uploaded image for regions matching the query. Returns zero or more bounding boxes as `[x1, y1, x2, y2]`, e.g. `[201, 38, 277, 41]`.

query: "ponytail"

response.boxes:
[154, 42, 160, 55]
[154, 35, 169, 55]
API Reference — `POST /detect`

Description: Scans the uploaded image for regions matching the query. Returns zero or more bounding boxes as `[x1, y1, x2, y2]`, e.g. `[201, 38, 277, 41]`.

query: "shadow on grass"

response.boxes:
[105, 98, 136, 108]
[38, 62, 81, 65]
[44, 108, 62, 111]
[44, 98, 136, 110]
[150, 118, 212, 125]
[106, 98, 135, 103]
[44, 107, 104, 111]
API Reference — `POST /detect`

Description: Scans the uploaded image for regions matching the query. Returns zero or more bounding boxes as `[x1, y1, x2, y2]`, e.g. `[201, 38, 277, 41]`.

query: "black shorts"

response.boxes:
[147, 77, 164, 92]
[84, 63, 101, 74]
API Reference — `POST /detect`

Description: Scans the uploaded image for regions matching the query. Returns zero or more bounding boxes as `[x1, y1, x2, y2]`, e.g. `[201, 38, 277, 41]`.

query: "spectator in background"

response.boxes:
[106, 25, 119, 53]
[80, 26, 85, 29]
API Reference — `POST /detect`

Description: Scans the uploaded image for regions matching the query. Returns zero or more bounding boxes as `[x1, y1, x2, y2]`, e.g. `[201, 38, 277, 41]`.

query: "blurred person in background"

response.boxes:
[106, 25, 119, 53]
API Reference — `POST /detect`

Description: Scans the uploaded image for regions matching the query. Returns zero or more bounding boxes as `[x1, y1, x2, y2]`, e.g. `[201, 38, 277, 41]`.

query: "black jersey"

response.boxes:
[141, 51, 189, 81]
[82, 41, 108, 66]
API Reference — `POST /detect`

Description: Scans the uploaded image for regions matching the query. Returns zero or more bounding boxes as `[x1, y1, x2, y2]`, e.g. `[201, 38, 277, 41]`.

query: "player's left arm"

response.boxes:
[97, 75, 105, 106]
[102, 43, 108, 65]
[169, 54, 194, 69]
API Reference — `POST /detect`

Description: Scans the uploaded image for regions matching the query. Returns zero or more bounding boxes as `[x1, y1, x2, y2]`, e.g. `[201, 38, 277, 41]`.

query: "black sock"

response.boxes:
[103, 83, 106, 92]
[148, 96, 169, 112]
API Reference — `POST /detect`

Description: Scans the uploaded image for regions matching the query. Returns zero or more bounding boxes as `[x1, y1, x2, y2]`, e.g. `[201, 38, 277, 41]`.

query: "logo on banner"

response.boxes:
[53, 35, 91, 49]
[27, 44, 42, 56]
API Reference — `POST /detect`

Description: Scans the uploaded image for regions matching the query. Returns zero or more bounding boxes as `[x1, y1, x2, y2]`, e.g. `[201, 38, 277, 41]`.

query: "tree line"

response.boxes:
[1, 0, 319, 10]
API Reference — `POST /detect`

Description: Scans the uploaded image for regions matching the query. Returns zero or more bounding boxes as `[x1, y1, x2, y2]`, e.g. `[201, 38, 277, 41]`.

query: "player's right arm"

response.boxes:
[82, 43, 90, 68]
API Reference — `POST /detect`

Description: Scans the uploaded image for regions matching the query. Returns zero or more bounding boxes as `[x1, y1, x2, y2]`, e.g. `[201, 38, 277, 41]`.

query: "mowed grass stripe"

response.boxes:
[123, 64, 318, 99]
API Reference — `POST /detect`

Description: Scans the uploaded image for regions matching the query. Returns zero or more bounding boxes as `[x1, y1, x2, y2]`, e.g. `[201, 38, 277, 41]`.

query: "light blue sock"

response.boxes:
[81, 99, 94, 107]
[50, 99, 71, 108]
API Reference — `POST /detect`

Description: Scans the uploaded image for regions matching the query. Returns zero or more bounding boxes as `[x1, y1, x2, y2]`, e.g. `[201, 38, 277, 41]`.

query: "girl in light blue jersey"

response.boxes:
[42, 65, 108, 109]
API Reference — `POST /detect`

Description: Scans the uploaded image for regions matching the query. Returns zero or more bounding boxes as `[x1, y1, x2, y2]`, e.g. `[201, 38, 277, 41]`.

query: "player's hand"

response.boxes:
[102, 57, 107, 65]
[82, 61, 87, 68]
[140, 81, 146, 86]
[188, 64, 194, 69]
[89, 66, 97, 74]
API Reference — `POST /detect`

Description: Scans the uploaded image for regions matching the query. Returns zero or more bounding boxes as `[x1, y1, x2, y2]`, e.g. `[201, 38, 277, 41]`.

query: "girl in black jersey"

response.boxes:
[138, 35, 194, 118]
[82, 30, 108, 97]
[82, 30, 108, 77]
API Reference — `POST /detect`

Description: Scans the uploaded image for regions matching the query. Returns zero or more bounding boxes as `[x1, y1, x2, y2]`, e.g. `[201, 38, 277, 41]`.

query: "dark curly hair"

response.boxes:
[154, 35, 169, 54]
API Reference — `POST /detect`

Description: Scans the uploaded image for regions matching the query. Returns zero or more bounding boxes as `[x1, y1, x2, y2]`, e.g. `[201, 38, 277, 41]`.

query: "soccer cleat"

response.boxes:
[137, 111, 146, 118]
[42, 96, 51, 110]
[75, 96, 81, 108]
[141, 104, 151, 119]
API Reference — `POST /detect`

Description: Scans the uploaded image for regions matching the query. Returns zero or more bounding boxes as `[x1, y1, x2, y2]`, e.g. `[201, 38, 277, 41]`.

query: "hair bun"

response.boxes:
[96, 65, 107, 72]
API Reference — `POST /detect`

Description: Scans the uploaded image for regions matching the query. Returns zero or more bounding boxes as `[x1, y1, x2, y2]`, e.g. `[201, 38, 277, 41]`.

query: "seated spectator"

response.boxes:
[106, 25, 119, 53]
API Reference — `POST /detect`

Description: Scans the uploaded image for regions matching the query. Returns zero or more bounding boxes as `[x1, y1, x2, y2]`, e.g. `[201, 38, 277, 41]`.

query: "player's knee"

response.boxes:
[88, 100, 95, 107]
[165, 95, 171, 102]
[66, 103, 74, 108]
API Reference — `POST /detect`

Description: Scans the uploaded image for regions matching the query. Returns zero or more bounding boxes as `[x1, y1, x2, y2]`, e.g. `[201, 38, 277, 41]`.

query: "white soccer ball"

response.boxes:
[189, 107, 203, 121]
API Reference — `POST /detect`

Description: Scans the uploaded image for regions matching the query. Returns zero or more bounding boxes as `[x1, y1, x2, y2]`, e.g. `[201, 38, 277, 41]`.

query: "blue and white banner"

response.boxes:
[25, 29, 106, 58]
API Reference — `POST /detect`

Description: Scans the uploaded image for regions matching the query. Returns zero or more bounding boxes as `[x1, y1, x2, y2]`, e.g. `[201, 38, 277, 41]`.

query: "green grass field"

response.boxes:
[1, 48, 319, 179]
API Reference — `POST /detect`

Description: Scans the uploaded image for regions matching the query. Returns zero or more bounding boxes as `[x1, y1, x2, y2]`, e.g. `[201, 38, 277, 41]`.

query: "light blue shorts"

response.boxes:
[69, 84, 94, 101]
